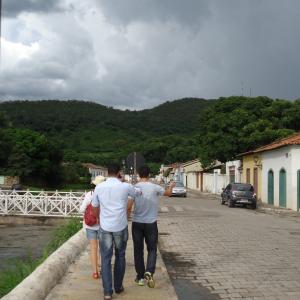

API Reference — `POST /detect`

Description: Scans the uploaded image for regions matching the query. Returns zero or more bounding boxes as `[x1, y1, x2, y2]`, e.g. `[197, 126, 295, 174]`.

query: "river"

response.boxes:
[0, 223, 58, 271]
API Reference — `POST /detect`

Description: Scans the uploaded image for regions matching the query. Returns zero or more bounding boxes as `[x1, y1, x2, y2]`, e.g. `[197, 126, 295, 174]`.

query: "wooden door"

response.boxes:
[246, 168, 250, 184]
[253, 168, 258, 194]
[268, 170, 274, 205]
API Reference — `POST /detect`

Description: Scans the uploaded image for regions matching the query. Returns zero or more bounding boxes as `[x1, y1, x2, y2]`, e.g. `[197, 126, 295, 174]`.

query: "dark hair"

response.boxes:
[107, 163, 121, 176]
[138, 165, 150, 178]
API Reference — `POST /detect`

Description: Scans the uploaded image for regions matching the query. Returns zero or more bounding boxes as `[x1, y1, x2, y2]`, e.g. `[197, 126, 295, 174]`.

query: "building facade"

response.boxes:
[226, 160, 242, 183]
[260, 146, 300, 209]
[82, 163, 108, 181]
[241, 133, 300, 211]
[182, 160, 202, 190]
[239, 153, 262, 200]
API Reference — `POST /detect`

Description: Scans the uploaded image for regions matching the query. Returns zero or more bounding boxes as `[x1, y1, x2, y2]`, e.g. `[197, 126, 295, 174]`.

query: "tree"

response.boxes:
[198, 96, 295, 166]
[0, 128, 64, 185]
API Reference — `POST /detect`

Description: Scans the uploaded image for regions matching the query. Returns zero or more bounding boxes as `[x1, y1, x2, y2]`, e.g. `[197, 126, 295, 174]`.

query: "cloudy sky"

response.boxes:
[0, 0, 300, 109]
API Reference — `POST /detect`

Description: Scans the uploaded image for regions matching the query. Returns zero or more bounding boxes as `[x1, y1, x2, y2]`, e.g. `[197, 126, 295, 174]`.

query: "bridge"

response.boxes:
[0, 190, 85, 217]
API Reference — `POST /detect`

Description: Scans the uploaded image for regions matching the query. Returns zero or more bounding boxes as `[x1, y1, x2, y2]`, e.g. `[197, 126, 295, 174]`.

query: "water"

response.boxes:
[0, 224, 57, 270]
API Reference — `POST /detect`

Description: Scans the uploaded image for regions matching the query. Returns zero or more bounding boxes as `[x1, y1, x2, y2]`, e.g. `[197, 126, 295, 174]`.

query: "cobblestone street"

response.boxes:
[157, 191, 300, 300]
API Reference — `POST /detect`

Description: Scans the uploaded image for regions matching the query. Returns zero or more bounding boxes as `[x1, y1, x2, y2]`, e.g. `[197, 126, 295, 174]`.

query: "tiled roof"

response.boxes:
[253, 133, 300, 153]
[181, 159, 200, 167]
[238, 133, 300, 156]
[82, 163, 107, 170]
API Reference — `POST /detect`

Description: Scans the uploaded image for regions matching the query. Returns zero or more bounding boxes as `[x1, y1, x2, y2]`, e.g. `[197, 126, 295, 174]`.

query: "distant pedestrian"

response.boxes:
[79, 175, 106, 279]
[92, 164, 140, 300]
[132, 165, 174, 288]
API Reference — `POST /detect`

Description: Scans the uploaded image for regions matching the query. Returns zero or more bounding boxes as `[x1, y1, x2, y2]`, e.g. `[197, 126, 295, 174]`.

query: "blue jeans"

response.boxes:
[99, 226, 128, 296]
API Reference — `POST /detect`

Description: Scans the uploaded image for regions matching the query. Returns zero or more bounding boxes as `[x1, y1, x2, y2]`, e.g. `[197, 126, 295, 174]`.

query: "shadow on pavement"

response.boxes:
[160, 250, 220, 300]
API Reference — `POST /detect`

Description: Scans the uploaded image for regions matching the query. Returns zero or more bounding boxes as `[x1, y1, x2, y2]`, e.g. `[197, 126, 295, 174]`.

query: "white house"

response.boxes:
[82, 163, 108, 181]
[182, 159, 202, 190]
[225, 160, 242, 183]
[253, 133, 300, 211]
[159, 163, 181, 183]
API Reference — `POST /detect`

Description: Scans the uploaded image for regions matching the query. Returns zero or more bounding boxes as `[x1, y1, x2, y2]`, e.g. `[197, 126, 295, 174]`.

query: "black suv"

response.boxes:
[221, 183, 257, 209]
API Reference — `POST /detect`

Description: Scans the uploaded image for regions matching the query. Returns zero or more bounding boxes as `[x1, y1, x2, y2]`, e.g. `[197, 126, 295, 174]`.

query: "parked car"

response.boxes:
[221, 183, 257, 209]
[11, 183, 23, 191]
[171, 181, 187, 197]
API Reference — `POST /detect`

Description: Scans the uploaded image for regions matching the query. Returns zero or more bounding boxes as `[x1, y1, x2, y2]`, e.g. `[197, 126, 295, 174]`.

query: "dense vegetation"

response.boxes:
[198, 96, 300, 166]
[0, 96, 299, 186]
[0, 98, 212, 185]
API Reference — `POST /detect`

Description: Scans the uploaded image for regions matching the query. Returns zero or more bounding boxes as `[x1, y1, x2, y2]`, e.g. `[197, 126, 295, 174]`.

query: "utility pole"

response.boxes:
[133, 151, 137, 183]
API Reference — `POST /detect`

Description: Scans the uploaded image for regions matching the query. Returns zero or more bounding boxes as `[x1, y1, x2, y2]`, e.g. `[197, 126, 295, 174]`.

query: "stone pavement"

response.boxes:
[46, 228, 178, 300]
[157, 191, 300, 300]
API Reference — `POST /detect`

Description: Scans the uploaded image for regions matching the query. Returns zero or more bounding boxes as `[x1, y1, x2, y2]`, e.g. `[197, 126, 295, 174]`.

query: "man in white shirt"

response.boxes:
[92, 164, 137, 300]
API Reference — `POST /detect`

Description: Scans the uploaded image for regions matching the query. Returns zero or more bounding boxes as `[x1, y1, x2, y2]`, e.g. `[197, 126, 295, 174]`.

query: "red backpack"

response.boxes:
[84, 199, 99, 226]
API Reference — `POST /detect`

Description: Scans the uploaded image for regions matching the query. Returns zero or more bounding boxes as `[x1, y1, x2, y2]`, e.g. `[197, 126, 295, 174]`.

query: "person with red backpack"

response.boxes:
[80, 175, 106, 279]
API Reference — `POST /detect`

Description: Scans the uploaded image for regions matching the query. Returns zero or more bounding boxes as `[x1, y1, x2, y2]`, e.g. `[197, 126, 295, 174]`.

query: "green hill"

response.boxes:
[0, 98, 213, 166]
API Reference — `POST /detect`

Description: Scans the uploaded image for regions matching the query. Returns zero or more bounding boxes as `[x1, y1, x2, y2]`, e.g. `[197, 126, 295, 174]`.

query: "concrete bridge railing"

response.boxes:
[0, 190, 85, 217]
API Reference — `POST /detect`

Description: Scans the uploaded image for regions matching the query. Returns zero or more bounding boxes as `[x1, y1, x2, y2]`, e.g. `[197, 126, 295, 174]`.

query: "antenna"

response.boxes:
[241, 81, 244, 96]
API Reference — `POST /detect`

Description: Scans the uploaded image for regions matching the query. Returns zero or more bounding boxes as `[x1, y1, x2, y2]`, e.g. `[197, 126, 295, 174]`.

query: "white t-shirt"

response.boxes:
[133, 182, 165, 223]
[79, 191, 100, 230]
[92, 178, 137, 232]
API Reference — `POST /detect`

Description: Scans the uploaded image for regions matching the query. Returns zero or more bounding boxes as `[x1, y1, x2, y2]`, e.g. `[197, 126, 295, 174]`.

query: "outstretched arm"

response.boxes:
[163, 182, 176, 197]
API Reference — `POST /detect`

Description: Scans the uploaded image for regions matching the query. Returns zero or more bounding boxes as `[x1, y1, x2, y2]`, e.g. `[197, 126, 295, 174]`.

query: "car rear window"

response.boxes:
[232, 184, 254, 191]
[175, 182, 184, 187]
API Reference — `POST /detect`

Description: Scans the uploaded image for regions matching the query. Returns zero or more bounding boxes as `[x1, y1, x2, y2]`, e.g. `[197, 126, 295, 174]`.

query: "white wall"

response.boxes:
[291, 146, 300, 210]
[186, 172, 197, 190]
[203, 173, 213, 192]
[261, 146, 295, 209]
[203, 172, 228, 194]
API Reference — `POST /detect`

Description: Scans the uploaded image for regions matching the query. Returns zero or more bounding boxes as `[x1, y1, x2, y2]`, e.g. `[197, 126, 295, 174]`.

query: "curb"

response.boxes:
[157, 248, 179, 300]
[2, 228, 88, 300]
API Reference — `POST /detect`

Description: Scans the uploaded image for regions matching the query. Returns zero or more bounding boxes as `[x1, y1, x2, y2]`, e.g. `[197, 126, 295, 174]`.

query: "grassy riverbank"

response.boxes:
[0, 218, 82, 297]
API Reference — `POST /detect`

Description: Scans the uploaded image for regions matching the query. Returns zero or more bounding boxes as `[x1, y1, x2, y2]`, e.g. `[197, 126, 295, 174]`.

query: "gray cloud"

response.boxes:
[2, 0, 63, 17]
[97, 0, 211, 28]
[1, 0, 300, 109]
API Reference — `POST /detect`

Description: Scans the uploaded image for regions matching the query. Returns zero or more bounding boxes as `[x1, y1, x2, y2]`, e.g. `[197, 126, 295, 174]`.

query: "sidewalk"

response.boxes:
[46, 229, 178, 300]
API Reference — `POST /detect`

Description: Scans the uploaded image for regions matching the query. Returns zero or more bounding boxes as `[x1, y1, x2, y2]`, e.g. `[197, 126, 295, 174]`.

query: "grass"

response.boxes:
[0, 218, 82, 297]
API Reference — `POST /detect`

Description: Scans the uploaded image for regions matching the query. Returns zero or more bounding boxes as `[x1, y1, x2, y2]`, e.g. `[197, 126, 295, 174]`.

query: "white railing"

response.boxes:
[0, 190, 85, 217]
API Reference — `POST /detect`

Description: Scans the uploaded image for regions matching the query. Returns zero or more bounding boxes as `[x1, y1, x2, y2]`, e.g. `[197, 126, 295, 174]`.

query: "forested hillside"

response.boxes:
[0, 98, 212, 180]
[1, 96, 299, 187]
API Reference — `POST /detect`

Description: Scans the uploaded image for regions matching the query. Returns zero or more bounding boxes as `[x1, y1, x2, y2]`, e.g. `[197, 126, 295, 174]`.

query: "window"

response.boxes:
[232, 183, 254, 191]
[229, 166, 235, 183]
[0, 176, 4, 185]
